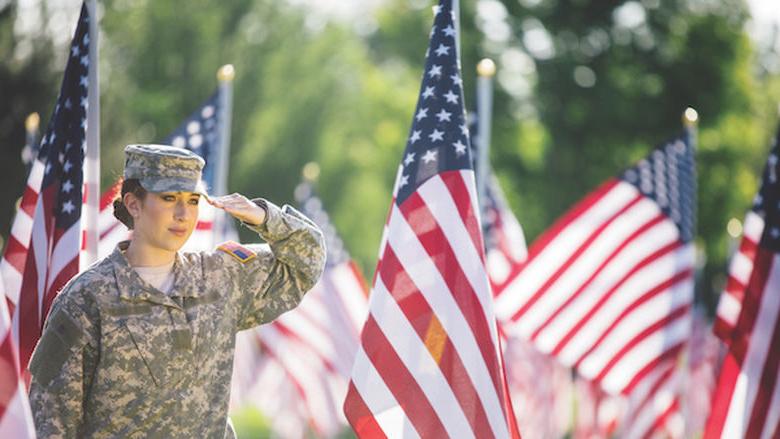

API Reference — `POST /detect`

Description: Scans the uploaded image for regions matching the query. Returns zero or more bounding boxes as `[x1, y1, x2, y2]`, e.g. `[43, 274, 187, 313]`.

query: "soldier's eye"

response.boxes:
[161, 195, 176, 202]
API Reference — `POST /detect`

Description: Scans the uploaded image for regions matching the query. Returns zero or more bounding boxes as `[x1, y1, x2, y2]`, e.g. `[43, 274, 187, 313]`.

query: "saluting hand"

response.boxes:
[206, 193, 266, 226]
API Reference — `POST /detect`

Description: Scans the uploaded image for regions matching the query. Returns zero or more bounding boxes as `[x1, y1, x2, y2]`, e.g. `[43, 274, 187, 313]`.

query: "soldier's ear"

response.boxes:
[123, 192, 143, 219]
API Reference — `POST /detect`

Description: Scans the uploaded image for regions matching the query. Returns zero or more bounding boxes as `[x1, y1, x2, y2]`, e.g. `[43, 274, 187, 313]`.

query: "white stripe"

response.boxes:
[371, 278, 475, 439]
[743, 211, 764, 243]
[0, 381, 35, 439]
[387, 204, 510, 438]
[330, 263, 368, 329]
[760, 358, 780, 439]
[535, 219, 679, 353]
[578, 277, 693, 380]
[0, 261, 22, 306]
[417, 174, 500, 351]
[731, 251, 756, 287]
[716, 291, 742, 329]
[600, 312, 692, 394]
[9, 211, 33, 248]
[47, 222, 81, 291]
[519, 197, 663, 339]
[495, 182, 639, 320]
[555, 244, 694, 366]
[722, 255, 780, 438]
[98, 225, 128, 259]
[30, 197, 49, 323]
[350, 346, 420, 439]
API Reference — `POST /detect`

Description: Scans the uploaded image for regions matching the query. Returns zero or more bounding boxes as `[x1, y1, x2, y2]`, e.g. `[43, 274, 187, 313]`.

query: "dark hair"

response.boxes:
[112, 178, 147, 229]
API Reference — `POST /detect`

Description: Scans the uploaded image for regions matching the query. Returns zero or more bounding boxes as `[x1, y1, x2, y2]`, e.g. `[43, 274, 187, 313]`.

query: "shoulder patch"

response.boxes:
[217, 240, 257, 264]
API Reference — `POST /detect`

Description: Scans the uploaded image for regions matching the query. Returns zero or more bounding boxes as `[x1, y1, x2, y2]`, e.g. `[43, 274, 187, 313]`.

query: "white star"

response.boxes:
[45, 162, 52, 175]
[81, 118, 87, 129]
[453, 140, 467, 155]
[399, 174, 409, 188]
[428, 65, 442, 78]
[443, 25, 456, 37]
[410, 130, 421, 143]
[444, 90, 458, 104]
[65, 142, 73, 151]
[435, 109, 452, 122]
[80, 54, 89, 66]
[71, 45, 80, 58]
[429, 25, 436, 37]
[434, 44, 450, 56]
[83, 33, 90, 46]
[62, 200, 75, 214]
[422, 149, 438, 164]
[63, 160, 73, 172]
[64, 98, 73, 109]
[422, 86, 435, 99]
[81, 96, 88, 109]
[460, 124, 469, 136]
[58, 152, 65, 164]
[50, 132, 56, 144]
[428, 129, 444, 142]
[415, 108, 428, 121]
[404, 152, 415, 166]
[450, 74, 462, 86]
[80, 75, 88, 87]
[62, 180, 74, 193]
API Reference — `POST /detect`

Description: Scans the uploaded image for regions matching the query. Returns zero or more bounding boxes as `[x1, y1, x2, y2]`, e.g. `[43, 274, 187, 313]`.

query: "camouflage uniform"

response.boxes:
[28, 144, 326, 438]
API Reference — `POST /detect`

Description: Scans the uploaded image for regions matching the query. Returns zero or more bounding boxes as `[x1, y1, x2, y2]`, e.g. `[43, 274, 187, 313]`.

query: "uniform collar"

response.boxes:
[110, 241, 204, 305]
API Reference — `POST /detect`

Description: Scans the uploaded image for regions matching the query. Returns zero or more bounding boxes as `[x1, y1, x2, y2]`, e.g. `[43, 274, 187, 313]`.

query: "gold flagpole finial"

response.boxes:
[302, 162, 321, 182]
[25, 112, 40, 132]
[682, 107, 699, 128]
[477, 58, 496, 78]
[217, 64, 235, 82]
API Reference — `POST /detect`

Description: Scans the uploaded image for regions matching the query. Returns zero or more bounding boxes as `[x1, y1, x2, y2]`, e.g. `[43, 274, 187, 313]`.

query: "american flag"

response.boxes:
[494, 133, 696, 393]
[0, 3, 92, 381]
[95, 90, 229, 257]
[232, 179, 369, 438]
[705, 127, 780, 438]
[343, 2, 520, 437]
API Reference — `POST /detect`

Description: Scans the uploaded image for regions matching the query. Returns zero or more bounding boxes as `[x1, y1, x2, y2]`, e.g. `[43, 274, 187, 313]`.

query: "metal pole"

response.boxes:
[83, 0, 100, 267]
[213, 64, 234, 245]
[476, 58, 496, 216]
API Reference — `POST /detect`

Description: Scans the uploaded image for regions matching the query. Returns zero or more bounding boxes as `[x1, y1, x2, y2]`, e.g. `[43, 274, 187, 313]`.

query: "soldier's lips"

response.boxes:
[168, 228, 187, 237]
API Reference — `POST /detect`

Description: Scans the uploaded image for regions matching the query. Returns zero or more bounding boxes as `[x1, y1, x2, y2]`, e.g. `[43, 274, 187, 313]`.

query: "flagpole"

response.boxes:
[213, 64, 234, 245]
[476, 58, 495, 218]
[82, 0, 100, 268]
[453, 0, 461, 59]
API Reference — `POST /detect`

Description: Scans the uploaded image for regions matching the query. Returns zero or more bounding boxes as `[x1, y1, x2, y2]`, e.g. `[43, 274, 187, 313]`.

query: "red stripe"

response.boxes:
[19, 185, 39, 217]
[100, 180, 122, 210]
[704, 352, 742, 438]
[552, 241, 684, 357]
[379, 246, 494, 438]
[3, 236, 29, 274]
[17, 245, 41, 372]
[730, 248, 775, 364]
[630, 363, 676, 423]
[738, 235, 759, 261]
[508, 193, 644, 323]
[440, 172, 485, 264]
[621, 342, 686, 395]
[399, 191, 505, 406]
[362, 315, 449, 438]
[642, 397, 680, 439]
[529, 213, 665, 341]
[347, 260, 369, 299]
[592, 304, 689, 385]
[344, 381, 388, 438]
[100, 220, 123, 240]
[195, 220, 212, 231]
[744, 280, 780, 438]
[495, 179, 620, 294]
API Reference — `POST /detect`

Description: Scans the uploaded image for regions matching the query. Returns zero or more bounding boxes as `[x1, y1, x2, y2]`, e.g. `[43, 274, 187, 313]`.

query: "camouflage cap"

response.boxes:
[123, 144, 205, 193]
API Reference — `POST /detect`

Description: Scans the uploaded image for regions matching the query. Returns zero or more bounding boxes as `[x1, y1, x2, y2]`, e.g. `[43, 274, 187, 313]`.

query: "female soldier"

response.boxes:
[28, 144, 326, 438]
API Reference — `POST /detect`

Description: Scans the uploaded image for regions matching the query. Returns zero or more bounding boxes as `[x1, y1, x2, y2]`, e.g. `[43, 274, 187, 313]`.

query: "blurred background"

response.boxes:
[2, 0, 780, 435]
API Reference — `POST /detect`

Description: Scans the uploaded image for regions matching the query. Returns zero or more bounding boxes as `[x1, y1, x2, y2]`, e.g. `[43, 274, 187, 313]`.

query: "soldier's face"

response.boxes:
[131, 191, 200, 252]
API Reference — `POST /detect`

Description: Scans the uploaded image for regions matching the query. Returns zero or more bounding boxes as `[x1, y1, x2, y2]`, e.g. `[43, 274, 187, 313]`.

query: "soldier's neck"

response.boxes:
[125, 240, 176, 267]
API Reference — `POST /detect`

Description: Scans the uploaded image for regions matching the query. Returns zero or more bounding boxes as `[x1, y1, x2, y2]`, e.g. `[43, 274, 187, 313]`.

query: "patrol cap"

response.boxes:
[123, 144, 206, 193]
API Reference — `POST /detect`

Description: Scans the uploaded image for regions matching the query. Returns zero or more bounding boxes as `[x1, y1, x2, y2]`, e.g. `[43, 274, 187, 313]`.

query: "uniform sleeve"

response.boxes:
[232, 199, 325, 331]
[28, 286, 100, 439]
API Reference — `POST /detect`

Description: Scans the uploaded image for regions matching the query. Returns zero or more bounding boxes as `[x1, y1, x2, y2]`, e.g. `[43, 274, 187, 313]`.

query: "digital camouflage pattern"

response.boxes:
[28, 200, 325, 438]
[123, 144, 206, 193]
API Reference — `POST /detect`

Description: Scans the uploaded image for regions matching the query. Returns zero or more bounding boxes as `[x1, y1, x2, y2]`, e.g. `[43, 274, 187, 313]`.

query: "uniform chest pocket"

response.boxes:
[103, 303, 192, 388]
